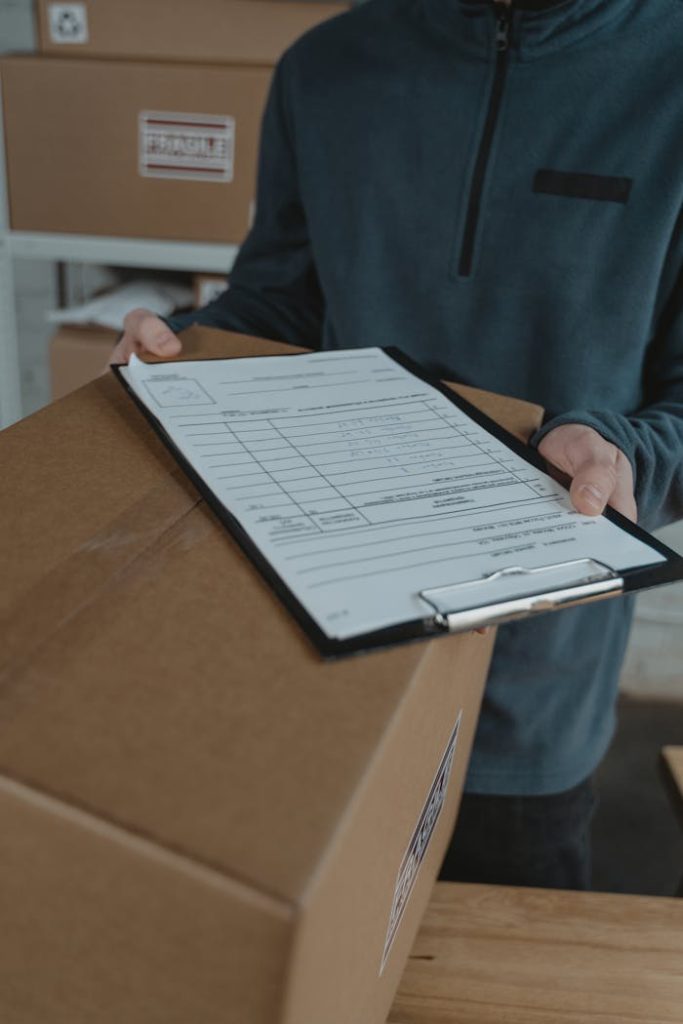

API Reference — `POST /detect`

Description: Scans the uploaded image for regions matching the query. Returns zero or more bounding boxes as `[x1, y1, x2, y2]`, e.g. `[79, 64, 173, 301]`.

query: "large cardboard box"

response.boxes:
[50, 323, 119, 400]
[1, 56, 270, 241]
[36, 0, 348, 65]
[0, 328, 543, 1024]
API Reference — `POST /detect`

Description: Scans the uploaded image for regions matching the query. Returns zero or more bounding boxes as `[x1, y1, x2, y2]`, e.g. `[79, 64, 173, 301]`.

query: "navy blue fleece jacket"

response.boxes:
[168, 0, 683, 794]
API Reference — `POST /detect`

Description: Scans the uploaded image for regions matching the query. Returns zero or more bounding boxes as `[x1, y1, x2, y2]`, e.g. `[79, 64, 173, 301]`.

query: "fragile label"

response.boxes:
[139, 111, 235, 183]
[48, 2, 89, 44]
[380, 711, 462, 973]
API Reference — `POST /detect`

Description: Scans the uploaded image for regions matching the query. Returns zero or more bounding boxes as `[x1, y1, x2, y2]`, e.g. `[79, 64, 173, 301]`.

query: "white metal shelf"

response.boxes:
[0, 76, 22, 430]
[9, 232, 239, 273]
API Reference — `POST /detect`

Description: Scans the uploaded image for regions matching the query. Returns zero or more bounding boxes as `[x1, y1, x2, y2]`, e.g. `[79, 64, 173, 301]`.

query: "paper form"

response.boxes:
[120, 349, 665, 640]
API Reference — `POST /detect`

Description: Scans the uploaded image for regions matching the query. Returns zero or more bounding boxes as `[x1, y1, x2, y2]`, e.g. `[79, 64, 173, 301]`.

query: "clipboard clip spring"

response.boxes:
[419, 558, 624, 634]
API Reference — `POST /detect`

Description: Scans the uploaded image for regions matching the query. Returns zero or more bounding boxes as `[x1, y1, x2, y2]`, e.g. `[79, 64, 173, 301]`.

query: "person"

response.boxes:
[111, 0, 683, 889]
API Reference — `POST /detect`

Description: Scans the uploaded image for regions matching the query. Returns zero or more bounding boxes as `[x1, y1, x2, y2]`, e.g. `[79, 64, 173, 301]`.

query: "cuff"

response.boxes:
[529, 411, 638, 481]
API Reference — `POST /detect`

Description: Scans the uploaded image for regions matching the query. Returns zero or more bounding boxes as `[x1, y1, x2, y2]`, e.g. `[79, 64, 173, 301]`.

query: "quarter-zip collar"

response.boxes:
[422, 0, 637, 61]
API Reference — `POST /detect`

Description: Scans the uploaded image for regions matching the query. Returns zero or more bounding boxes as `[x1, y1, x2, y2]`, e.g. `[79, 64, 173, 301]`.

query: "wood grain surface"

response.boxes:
[389, 882, 683, 1024]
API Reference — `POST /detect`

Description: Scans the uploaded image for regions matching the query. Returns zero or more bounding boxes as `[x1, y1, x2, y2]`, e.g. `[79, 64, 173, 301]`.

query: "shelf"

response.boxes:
[8, 232, 239, 273]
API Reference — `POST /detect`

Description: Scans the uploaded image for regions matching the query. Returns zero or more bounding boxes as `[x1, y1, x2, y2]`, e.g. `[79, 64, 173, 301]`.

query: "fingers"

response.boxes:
[538, 423, 638, 522]
[108, 307, 182, 366]
[136, 314, 183, 358]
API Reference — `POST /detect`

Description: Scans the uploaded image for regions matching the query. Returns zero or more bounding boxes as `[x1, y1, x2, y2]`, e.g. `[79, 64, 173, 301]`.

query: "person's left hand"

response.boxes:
[537, 423, 638, 522]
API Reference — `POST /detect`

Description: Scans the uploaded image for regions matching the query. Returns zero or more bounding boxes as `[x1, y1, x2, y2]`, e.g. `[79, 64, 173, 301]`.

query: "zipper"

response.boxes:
[458, 1, 512, 277]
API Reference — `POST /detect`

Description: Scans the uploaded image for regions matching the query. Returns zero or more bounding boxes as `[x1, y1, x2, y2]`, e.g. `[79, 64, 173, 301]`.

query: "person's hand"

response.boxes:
[108, 307, 183, 366]
[537, 423, 637, 522]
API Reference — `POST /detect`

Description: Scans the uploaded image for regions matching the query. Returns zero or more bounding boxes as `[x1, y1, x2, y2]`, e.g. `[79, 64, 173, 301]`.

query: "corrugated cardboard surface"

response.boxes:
[281, 637, 494, 1024]
[36, 0, 348, 65]
[50, 324, 119, 400]
[1, 57, 270, 241]
[0, 328, 543, 1023]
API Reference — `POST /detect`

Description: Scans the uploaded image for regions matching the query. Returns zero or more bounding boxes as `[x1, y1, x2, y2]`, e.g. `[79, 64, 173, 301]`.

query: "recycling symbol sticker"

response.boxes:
[48, 3, 89, 45]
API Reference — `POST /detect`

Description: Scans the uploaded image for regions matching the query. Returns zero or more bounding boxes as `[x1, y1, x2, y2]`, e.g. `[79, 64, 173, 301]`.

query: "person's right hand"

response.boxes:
[109, 307, 183, 365]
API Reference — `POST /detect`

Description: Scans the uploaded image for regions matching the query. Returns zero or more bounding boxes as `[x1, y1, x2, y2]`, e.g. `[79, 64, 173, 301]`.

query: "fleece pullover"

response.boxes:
[167, 0, 683, 794]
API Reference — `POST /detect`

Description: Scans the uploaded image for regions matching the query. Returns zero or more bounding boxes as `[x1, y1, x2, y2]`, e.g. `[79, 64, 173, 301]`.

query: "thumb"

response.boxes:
[569, 459, 617, 516]
[138, 316, 182, 358]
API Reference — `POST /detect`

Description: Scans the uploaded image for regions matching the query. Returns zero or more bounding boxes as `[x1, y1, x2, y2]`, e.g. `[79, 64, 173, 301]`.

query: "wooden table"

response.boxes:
[389, 882, 683, 1023]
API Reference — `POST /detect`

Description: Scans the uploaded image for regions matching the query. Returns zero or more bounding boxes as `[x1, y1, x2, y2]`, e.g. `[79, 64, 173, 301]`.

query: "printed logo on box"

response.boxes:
[380, 711, 462, 974]
[48, 3, 89, 44]
[139, 111, 235, 184]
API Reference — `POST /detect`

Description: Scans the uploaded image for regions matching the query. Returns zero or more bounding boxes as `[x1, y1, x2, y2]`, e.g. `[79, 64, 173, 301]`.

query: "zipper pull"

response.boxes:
[493, 2, 511, 52]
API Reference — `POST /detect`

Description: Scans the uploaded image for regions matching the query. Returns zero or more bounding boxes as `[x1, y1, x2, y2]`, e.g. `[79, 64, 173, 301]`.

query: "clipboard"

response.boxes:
[113, 346, 683, 658]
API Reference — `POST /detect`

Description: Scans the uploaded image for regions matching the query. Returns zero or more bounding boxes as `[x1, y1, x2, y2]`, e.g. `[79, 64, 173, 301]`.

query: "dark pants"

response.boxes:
[439, 777, 597, 890]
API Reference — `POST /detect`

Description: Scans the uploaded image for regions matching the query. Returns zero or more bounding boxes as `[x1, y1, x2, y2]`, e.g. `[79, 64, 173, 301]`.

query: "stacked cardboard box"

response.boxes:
[50, 323, 119, 400]
[1, 0, 347, 242]
[6, 2, 346, 402]
[36, 0, 346, 64]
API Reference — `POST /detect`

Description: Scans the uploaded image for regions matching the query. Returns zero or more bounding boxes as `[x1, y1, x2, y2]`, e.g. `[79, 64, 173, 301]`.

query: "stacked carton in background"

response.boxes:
[49, 324, 117, 399]
[2, 0, 347, 241]
[1, 0, 346, 401]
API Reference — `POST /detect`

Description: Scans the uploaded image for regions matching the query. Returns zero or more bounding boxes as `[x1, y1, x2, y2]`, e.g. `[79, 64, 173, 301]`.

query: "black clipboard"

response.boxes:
[113, 347, 683, 659]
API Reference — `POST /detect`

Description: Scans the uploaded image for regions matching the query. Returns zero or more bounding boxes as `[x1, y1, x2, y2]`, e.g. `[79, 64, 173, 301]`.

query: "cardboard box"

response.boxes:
[50, 323, 119, 400]
[1, 56, 270, 242]
[0, 328, 543, 1024]
[36, 0, 348, 65]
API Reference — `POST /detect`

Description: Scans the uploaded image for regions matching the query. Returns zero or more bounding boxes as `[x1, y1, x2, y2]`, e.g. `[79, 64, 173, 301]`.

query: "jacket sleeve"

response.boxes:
[531, 231, 683, 531]
[166, 56, 324, 348]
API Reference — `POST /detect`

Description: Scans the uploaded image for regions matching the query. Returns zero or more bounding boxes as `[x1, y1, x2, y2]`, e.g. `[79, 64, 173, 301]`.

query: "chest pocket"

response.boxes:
[533, 169, 632, 204]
